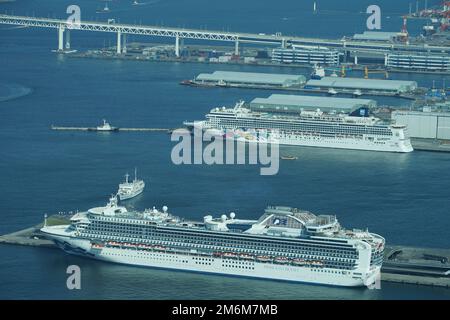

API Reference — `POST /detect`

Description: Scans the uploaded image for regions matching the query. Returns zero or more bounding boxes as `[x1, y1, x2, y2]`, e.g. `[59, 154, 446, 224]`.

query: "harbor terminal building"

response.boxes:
[392, 110, 450, 140]
[249, 94, 377, 114]
[305, 77, 418, 94]
[271, 45, 340, 66]
[194, 71, 306, 88]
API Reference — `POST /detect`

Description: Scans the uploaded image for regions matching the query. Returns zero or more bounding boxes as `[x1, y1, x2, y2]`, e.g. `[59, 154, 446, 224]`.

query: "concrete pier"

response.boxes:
[51, 125, 171, 132]
[382, 245, 450, 288]
[410, 138, 450, 153]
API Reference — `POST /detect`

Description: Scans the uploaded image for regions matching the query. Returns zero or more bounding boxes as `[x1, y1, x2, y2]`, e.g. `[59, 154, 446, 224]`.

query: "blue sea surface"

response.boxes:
[0, 0, 450, 299]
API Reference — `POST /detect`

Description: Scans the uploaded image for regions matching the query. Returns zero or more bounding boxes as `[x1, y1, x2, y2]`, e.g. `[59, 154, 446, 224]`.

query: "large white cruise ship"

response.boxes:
[184, 101, 413, 153]
[41, 196, 385, 287]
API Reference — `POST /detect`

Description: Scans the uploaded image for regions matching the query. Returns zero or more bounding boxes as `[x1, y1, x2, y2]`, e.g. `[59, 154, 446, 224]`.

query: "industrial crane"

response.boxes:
[364, 67, 389, 79]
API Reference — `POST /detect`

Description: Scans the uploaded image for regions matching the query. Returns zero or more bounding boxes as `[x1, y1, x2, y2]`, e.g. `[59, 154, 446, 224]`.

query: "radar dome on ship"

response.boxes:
[221, 214, 227, 222]
[153, 206, 158, 213]
[163, 206, 168, 213]
[230, 212, 235, 219]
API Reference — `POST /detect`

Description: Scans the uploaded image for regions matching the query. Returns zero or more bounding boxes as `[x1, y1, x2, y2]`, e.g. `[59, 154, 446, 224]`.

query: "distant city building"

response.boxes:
[271, 45, 340, 66]
[386, 53, 450, 71]
[306, 77, 418, 94]
[352, 31, 402, 42]
[392, 110, 450, 140]
[195, 71, 306, 87]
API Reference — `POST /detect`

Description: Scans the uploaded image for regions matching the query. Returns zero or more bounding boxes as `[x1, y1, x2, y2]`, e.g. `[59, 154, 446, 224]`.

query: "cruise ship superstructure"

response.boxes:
[184, 101, 413, 153]
[41, 196, 385, 287]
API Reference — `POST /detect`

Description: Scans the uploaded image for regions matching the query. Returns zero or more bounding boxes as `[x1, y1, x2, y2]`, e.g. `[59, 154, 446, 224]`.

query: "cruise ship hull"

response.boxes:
[202, 127, 413, 153]
[274, 132, 413, 153]
[46, 234, 378, 288]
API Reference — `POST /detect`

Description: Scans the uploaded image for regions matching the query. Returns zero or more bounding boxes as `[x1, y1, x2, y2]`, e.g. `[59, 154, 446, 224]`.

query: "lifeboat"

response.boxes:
[256, 256, 271, 263]
[310, 260, 324, 267]
[275, 257, 289, 264]
[223, 252, 237, 259]
[292, 259, 306, 266]
[240, 254, 255, 260]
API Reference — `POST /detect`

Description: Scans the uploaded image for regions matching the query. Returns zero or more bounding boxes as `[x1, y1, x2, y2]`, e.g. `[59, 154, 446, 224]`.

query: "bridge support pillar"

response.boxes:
[122, 34, 127, 54]
[175, 34, 180, 57]
[65, 29, 71, 50]
[58, 25, 64, 51]
[116, 30, 122, 54]
[234, 39, 239, 56]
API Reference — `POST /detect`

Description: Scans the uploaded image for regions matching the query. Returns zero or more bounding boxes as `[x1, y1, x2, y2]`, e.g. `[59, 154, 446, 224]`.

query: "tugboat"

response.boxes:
[90, 119, 119, 132]
[117, 168, 145, 201]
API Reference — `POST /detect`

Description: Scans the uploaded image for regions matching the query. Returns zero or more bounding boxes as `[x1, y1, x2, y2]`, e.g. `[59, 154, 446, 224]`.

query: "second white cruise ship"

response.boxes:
[41, 196, 384, 287]
[184, 100, 413, 153]
[117, 169, 145, 201]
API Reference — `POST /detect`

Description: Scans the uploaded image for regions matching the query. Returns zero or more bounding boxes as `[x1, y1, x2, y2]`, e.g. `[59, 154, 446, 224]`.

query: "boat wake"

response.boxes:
[0, 83, 33, 102]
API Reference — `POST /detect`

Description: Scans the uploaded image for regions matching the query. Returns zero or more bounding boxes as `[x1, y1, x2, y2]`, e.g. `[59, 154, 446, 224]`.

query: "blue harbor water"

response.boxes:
[1, 0, 450, 299]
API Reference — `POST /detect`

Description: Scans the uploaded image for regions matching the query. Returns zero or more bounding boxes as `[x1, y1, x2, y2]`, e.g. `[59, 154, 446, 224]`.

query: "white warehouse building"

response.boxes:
[195, 71, 306, 87]
[392, 110, 450, 140]
[306, 77, 418, 94]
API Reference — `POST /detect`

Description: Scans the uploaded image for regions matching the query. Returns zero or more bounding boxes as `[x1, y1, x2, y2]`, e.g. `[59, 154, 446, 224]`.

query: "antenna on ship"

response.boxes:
[125, 173, 129, 183]
[134, 167, 137, 182]
[43, 213, 48, 227]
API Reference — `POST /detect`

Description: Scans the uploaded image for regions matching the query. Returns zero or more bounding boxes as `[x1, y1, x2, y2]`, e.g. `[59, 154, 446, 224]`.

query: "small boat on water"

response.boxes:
[280, 155, 298, 160]
[117, 168, 145, 201]
[88, 119, 119, 132]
